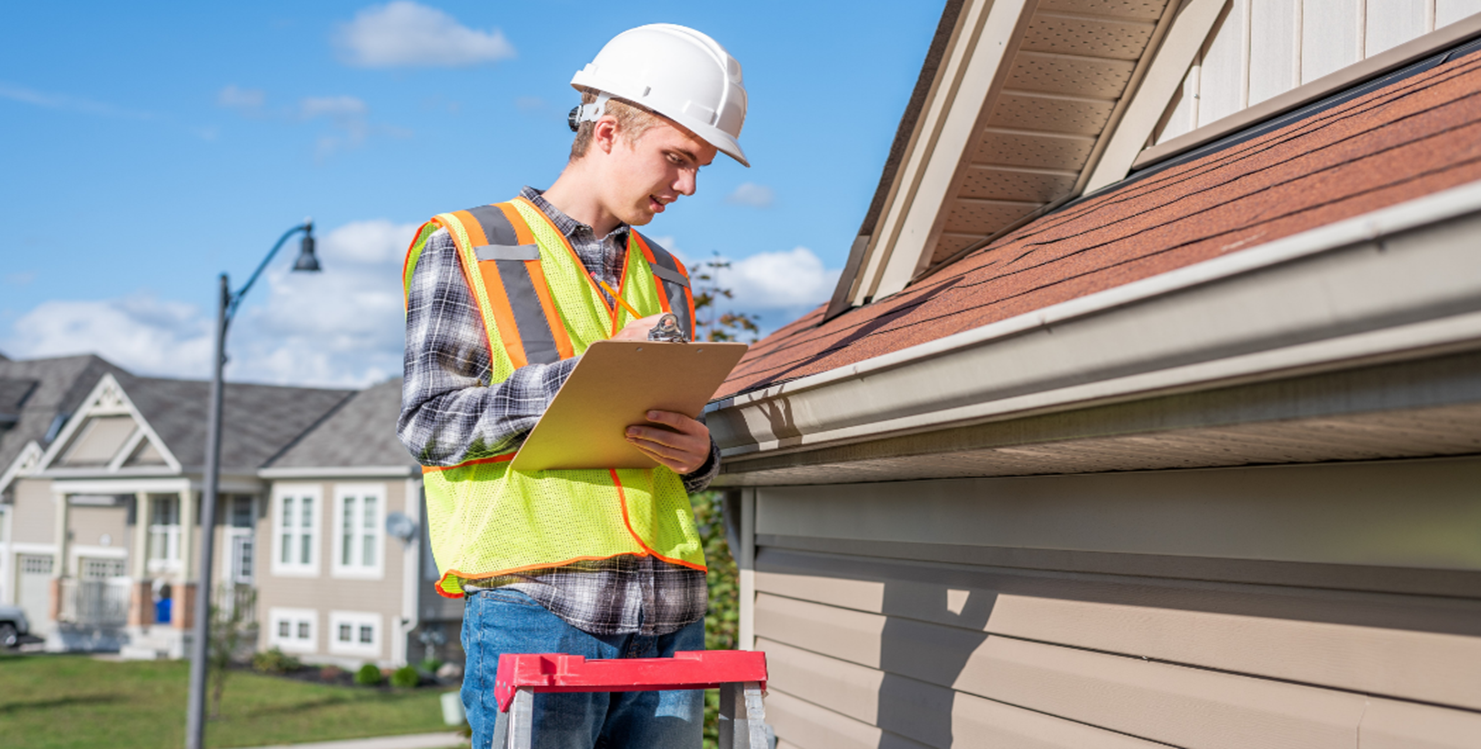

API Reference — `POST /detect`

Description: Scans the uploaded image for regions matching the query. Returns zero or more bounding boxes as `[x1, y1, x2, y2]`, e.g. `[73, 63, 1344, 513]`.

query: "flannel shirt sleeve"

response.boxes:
[398, 228, 578, 467]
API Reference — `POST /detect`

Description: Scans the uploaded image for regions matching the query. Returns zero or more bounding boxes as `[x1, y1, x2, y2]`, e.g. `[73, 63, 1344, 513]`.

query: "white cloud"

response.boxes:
[334, 2, 516, 68]
[217, 85, 265, 112]
[3, 295, 214, 378]
[0, 219, 420, 388]
[725, 182, 775, 209]
[301, 95, 368, 118]
[0, 81, 154, 120]
[689, 246, 840, 338]
[717, 247, 837, 310]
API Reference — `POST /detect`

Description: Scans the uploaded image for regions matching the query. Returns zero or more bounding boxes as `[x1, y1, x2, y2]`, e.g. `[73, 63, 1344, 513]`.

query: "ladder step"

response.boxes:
[494, 649, 767, 713]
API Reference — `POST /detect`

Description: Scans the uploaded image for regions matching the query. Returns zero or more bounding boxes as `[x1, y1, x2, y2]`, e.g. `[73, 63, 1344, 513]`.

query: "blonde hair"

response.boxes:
[569, 90, 662, 161]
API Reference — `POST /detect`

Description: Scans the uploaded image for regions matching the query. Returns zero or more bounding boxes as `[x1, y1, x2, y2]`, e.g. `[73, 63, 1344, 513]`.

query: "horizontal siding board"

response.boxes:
[765, 690, 928, 749]
[762, 642, 1171, 749]
[754, 458, 1481, 574]
[1358, 698, 1481, 749]
[950, 692, 1171, 748]
[755, 595, 1405, 748]
[757, 561, 1481, 709]
[956, 635, 1366, 749]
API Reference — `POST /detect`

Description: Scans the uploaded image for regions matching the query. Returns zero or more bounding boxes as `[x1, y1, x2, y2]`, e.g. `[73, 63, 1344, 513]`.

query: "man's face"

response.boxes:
[600, 118, 718, 227]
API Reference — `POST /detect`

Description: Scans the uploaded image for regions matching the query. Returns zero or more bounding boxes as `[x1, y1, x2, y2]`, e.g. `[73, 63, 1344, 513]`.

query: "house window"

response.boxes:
[268, 608, 317, 652]
[332, 485, 384, 579]
[328, 611, 382, 658]
[147, 496, 181, 572]
[271, 485, 320, 576]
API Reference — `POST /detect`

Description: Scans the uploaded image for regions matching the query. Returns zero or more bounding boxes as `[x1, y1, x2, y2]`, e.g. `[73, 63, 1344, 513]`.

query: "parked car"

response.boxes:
[0, 604, 30, 648]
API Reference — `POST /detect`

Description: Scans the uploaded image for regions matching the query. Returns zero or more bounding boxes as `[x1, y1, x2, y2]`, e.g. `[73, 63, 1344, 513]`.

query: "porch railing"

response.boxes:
[58, 578, 130, 627]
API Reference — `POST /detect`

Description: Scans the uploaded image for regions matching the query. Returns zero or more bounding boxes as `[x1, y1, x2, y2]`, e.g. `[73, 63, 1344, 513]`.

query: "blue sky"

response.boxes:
[0, 0, 945, 386]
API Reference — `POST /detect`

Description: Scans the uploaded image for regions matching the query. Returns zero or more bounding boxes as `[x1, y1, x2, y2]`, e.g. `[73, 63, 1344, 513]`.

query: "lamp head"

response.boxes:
[293, 219, 321, 272]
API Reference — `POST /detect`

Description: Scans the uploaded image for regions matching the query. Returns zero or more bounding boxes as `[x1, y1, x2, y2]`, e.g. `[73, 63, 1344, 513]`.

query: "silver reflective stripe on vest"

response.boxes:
[650, 264, 690, 288]
[493, 260, 562, 364]
[475, 244, 541, 262]
[461, 204, 564, 365]
[641, 237, 694, 341]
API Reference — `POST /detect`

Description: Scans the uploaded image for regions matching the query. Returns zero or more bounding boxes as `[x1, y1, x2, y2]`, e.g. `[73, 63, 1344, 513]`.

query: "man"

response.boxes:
[398, 23, 749, 749]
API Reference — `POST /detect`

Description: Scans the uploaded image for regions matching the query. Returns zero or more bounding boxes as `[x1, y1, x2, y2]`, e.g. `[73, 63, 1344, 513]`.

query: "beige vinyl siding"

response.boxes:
[10, 478, 55, 545]
[256, 478, 409, 664]
[749, 457, 1481, 748]
[68, 505, 128, 557]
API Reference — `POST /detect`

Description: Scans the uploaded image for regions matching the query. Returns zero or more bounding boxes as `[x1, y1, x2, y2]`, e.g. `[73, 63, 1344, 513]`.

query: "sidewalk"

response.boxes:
[234, 732, 465, 749]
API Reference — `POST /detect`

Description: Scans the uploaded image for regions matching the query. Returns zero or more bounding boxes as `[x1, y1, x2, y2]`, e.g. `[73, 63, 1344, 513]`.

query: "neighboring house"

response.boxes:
[0, 359, 448, 666]
[707, 2, 1481, 747]
[256, 378, 449, 669]
[0, 354, 128, 628]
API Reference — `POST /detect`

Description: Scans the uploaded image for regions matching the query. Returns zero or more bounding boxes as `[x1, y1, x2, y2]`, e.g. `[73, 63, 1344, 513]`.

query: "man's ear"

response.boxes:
[592, 116, 620, 155]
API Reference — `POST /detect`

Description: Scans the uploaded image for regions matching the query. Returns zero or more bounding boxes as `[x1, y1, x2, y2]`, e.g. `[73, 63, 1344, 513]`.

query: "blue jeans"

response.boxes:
[462, 588, 705, 749]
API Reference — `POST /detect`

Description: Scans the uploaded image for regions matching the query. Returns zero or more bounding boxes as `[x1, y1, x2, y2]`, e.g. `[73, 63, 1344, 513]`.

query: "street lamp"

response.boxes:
[186, 219, 320, 749]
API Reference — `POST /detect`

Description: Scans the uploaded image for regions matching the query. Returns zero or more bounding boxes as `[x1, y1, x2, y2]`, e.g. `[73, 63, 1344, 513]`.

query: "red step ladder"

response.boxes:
[494, 650, 770, 749]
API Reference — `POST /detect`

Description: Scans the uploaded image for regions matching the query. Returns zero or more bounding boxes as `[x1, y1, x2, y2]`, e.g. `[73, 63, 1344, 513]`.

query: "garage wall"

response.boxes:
[748, 456, 1481, 748]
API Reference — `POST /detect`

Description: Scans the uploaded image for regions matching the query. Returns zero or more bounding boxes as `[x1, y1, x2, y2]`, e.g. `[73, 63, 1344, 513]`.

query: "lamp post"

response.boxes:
[186, 220, 320, 749]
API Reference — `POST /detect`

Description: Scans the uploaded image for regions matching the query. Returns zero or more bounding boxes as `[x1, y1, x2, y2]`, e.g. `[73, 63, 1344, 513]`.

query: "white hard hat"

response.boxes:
[571, 24, 750, 167]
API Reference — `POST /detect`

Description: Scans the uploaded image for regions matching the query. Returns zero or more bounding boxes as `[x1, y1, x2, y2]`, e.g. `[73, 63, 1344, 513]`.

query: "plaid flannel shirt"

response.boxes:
[398, 186, 714, 636]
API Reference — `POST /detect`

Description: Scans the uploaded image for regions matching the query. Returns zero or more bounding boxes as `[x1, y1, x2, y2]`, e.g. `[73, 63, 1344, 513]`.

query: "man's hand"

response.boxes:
[625, 410, 710, 474]
[613, 314, 666, 341]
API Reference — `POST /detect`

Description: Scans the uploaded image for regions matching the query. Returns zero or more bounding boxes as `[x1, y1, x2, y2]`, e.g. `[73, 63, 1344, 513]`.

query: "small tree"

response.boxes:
[691, 254, 761, 343]
[208, 585, 257, 719]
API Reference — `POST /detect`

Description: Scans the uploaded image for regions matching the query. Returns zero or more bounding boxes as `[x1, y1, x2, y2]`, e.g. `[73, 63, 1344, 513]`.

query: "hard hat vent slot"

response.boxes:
[682, 101, 717, 127]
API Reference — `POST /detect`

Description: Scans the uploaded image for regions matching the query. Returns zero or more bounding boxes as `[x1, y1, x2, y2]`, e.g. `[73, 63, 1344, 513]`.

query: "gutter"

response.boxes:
[257, 465, 418, 479]
[706, 178, 1481, 462]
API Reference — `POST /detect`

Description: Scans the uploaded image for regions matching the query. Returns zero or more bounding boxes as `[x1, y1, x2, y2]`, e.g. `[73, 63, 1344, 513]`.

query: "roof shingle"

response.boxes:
[720, 49, 1481, 399]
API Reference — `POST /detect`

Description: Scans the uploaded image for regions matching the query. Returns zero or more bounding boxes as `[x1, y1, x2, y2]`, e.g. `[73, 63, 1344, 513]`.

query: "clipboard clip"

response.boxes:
[647, 313, 687, 343]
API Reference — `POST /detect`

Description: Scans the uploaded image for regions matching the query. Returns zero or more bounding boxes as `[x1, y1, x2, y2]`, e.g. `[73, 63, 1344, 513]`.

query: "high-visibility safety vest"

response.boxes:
[402, 196, 705, 598]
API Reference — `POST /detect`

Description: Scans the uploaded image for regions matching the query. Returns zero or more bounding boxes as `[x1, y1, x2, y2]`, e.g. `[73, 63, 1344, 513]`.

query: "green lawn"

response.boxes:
[0, 654, 457, 749]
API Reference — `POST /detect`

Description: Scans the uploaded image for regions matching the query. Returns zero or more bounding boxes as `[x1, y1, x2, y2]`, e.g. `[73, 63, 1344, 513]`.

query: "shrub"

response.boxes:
[390, 665, 420, 688]
[251, 647, 301, 675]
[319, 665, 345, 683]
[418, 657, 444, 674]
[354, 663, 384, 686]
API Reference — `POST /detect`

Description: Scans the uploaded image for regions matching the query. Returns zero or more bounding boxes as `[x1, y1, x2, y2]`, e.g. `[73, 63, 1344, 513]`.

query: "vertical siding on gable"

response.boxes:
[1437, 0, 1481, 25]
[1153, 0, 1469, 143]
[1301, 0, 1364, 81]
[1366, 0, 1433, 55]
[1250, 0, 1302, 103]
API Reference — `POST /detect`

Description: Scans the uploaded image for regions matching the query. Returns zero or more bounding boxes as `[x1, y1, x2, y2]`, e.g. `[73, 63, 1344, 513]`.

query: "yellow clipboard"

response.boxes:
[508, 340, 749, 471]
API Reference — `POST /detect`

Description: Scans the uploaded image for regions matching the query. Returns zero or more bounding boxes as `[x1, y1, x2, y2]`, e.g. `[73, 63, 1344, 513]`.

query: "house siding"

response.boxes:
[10, 478, 56, 547]
[256, 478, 410, 666]
[747, 456, 1481, 748]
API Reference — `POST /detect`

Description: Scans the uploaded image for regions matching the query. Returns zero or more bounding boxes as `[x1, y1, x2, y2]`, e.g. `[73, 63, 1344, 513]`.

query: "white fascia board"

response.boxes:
[0, 442, 43, 498]
[49, 477, 193, 496]
[258, 466, 418, 479]
[1083, 0, 1229, 192]
[859, 0, 1031, 303]
[707, 178, 1481, 458]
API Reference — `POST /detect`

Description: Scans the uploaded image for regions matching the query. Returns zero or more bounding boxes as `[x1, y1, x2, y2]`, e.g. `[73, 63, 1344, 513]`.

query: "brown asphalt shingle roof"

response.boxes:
[719, 49, 1481, 400]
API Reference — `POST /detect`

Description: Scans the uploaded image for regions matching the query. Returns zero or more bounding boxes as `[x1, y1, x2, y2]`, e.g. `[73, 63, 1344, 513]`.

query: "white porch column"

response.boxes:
[132, 493, 151, 580]
[49, 491, 69, 624]
[178, 489, 195, 581]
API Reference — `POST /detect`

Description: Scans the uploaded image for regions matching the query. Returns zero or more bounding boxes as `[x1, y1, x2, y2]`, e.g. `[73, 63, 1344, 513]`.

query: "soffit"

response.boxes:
[851, 0, 1175, 306]
[934, 0, 1167, 265]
